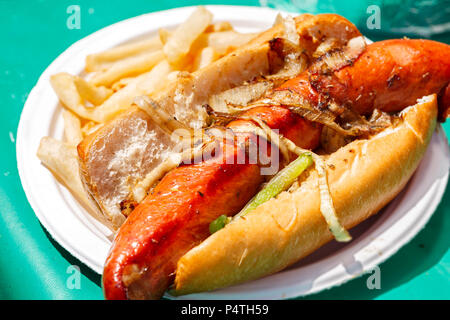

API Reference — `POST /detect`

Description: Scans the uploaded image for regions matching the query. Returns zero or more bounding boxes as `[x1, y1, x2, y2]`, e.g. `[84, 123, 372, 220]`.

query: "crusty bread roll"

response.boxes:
[78, 14, 361, 228]
[173, 95, 437, 295]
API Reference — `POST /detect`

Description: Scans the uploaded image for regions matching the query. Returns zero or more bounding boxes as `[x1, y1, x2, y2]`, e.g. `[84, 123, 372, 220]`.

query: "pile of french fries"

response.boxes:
[37, 7, 258, 220]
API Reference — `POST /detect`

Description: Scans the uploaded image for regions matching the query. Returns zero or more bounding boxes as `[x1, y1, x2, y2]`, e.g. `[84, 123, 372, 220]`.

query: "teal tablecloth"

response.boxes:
[1, 0, 449, 299]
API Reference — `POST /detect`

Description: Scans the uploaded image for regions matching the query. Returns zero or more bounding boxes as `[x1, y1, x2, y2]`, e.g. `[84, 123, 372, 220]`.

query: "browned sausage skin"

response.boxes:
[278, 39, 450, 118]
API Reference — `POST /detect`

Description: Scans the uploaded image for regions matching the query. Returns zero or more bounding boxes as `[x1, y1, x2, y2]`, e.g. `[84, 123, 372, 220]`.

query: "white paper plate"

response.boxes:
[17, 5, 450, 300]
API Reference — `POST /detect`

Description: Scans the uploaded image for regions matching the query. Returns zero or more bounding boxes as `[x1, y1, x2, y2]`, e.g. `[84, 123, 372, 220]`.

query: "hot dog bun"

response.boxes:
[173, 95, 437, 295]
[77, 14, 361, 229]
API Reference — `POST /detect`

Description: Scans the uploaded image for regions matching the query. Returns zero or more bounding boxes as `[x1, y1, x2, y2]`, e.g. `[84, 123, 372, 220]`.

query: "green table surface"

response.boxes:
[1, 0, 449, 300]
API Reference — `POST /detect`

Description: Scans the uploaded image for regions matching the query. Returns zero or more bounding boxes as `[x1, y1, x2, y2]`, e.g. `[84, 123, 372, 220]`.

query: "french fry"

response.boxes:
[50, 73, 97, 121]
[85, 36, 162, 72]
[163, 6, 213, 65]
[111, 77, 135, 92]
[81, 121, 104, 137]
[73, 76, 113, 105]
[91, 60, 172, 122]
[158, 28, 172, 45]
[167, 70, 183, 82]
[192, 47, 220, 71]
[62, 109, 83, 146]
[273, 13, 284, 26]
[202, 31, 258, 54]
[89, 50, 165, 87]
[205, 21, 233, 33]
[186, 30, 257, 64]
[37, 137, 99, 214]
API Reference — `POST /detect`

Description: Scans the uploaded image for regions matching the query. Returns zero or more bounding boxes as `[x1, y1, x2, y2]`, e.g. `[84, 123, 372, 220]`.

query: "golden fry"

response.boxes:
[85, 36, 162, 72]
[158, 28, 172, 45]
[163, 6, 213, 65]
[111, 77, 135, 92]
[202, 31, 257, 54]
[205, 21, 233, 33]
[89, 50, 165, 87]
[92, 60, 172, 122]
[192, 47, 220, 71]
[37, 137, 98, 214]
[62, 109, 83, 146]
[50, 73, 97, 121]
[81, 121, 104, 137]
[73, 76, 113, 105]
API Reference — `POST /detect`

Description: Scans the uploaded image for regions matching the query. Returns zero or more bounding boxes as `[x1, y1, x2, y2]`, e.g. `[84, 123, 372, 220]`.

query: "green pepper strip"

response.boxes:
[209, 153, 313, 234]
[209, 214, 231, 234]
[237, 153, 313, 218]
